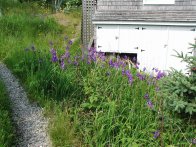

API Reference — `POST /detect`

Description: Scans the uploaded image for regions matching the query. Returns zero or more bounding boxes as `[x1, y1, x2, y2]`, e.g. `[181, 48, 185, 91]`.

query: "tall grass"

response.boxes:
[0, 79, 15, 147]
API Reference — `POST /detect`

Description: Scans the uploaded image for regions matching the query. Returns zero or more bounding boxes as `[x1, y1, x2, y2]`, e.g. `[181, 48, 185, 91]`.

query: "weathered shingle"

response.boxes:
[93, 0, 196, 22]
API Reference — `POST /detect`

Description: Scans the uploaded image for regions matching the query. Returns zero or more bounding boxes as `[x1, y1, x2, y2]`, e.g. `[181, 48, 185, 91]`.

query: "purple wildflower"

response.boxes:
[132, 57, 136, 62]
[66, 46, 70, 50]
[50, 48, 58, 62]
[191, 138, 196, 144]
[60, 59, 65, 69]
[73, 61, 78, 66]
[122, 69, 125, 76]
[68, 40, 73, 45]
[124, 55, 128, 60]
[143, 67, 146, 72]
[147, 100, 153, 109]
[125, 70, 133, 85]
[136, 72, 146, 81]
[153, 131, 160, 139]
[156, 71, 165, 80]
[135, 63, 139, 69]
[109, 59, 114, 67]
[113, 62, 119, 69]
[144, 93, 149, 100]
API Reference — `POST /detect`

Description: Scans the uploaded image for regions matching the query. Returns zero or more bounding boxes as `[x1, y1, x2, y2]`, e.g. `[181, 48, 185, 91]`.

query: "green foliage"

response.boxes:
[0, 80, 15, 147]
[159, 46, 196, 116]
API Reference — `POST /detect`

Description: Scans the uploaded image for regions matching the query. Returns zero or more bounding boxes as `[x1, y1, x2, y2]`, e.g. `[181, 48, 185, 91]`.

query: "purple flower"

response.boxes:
[50, 48, 58, 62]
[113, 62, 120, 69]
[153, 131, 160, 139]
[68, 40, 73, 45]
[152, 68, 159, 72]
[132, 57, 136, 62]
[125, 70, 133, 85]
[60, 59, 65, 69]
[73, 61, 78, 66]
[136, 72, 146, 81]
[109, 59, 114, 67]
[143, 67, 146, 72]
[66, 46, 70, 50]
[147, 100, 153, 109]
[156, 71, 165, 80]
[122, 69, 125, 76]
[144, 93, 149, 100]
[191, 138, 196, 144]
[124, 55, 128, 60]
[135, 63, 139, 69]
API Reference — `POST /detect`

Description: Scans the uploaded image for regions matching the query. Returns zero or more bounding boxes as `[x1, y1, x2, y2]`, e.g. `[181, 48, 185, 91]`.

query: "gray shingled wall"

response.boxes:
[97, 0, 196, 11]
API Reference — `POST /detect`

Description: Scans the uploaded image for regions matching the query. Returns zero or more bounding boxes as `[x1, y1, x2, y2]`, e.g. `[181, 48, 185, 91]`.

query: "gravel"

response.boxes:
[0, 63, 51, 147]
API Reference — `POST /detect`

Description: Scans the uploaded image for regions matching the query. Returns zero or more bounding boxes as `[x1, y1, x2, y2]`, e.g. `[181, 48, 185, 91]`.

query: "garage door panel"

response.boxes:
[119, 25, 140, 53]
[96, 25, 119, 52]
[138, 26, 169, 72]
[167, 27, 196, 73]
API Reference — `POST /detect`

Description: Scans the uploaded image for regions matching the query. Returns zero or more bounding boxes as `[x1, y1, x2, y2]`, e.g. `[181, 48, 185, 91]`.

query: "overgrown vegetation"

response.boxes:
[159, 47, 196, 116]
[0, 0, 195, 146]
[0, 79, 15, 147]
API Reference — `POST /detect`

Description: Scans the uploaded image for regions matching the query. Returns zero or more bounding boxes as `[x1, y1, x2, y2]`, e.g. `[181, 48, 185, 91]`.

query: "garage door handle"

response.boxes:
[188, 51, 192, 54]
[135, 27, 139, 30]
[141, 49, 145, 52]
[98, 45, 102, 48]
[142, 27, 146, 30]
[190, 28, 195, 31]
[98, 26, 102, 29]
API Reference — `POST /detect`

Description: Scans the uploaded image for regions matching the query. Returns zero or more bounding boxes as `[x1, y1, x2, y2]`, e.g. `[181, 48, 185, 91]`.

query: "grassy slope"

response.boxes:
[0, 1, 82, 146]
[0, 79, 15, 147]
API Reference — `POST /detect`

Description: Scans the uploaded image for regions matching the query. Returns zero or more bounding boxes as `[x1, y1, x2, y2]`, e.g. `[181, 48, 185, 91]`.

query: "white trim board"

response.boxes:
[92, 21, 196, 27]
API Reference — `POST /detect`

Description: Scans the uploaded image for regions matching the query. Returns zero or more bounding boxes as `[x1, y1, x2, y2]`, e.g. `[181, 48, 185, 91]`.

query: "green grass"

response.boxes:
[0, 79, 15, 147]
[0, 1, 195, 146]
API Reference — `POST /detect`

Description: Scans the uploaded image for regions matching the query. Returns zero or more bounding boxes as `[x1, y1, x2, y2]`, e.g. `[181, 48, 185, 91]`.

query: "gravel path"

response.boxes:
[0, 63, 51, 147]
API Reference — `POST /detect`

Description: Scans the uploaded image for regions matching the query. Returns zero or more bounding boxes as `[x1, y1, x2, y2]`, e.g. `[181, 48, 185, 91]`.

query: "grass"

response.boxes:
[0, 0, 195, 146]
[0, 79, 15, 147]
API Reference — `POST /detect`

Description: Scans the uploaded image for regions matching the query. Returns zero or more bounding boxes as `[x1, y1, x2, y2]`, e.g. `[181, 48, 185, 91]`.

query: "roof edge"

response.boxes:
[92, 21, 196, 26]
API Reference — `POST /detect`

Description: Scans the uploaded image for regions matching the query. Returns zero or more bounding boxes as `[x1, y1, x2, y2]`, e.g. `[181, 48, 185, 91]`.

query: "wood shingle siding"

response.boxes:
[94, 0, 196, 22]
[96, 0, 196, 11]
[93, 11, 196, 22]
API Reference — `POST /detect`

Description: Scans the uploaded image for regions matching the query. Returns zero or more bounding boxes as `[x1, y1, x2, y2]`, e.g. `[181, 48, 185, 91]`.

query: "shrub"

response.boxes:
[159, 44, 196, 116]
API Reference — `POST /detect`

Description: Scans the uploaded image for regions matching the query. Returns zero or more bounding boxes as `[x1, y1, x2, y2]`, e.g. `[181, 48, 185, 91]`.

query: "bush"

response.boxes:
[159, 44, 196, 116]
